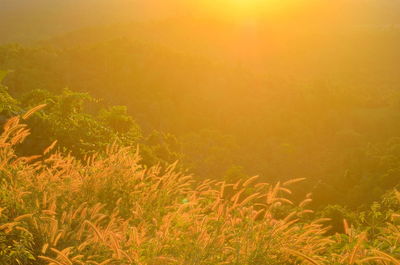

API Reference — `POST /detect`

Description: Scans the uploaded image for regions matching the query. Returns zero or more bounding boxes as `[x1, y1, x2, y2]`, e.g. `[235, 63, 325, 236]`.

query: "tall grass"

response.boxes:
[0, 109, 399, 264]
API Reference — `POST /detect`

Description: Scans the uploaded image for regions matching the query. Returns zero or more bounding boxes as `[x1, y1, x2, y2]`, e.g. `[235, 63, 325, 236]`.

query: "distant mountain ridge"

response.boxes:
[1, 0, 400, 44]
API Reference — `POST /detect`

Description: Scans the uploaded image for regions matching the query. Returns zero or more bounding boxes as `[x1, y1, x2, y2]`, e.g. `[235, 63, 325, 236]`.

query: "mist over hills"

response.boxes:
[1, 0, 400, 44]
[0, 0, 179, 43]
[1, 0, 400, 207]
[2, 1, 400, 264]
[2, 0, 400, 78]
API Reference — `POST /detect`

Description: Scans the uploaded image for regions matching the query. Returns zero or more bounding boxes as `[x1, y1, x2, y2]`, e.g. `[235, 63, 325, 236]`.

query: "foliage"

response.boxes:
[1, 3, 400, 263]
[1, 39, 400, 208]
[0, 112, 399, 264]
[0, 71, 20, 116]
[0, 79, 178, 167]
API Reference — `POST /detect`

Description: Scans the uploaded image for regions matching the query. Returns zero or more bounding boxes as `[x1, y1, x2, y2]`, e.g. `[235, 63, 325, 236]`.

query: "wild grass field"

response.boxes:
[1, 107, 399, 264]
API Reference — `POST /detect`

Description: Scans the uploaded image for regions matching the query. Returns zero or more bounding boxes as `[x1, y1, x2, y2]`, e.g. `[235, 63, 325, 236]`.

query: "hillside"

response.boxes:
[2, 19, 400, 207]
[1, 1, 400, 263]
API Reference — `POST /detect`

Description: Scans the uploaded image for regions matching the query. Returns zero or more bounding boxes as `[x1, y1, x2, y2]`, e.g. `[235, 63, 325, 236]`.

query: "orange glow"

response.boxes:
[196, 0, 309, 21]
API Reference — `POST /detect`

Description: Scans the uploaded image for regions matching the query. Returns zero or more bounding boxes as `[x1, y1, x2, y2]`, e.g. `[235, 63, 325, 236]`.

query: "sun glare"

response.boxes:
[200, 0, 300, 21]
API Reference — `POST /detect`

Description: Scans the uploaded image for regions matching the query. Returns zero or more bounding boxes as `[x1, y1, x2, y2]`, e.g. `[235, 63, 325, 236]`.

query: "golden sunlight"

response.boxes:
[200, 0, 306, 20]
[2, 0, 400, 264]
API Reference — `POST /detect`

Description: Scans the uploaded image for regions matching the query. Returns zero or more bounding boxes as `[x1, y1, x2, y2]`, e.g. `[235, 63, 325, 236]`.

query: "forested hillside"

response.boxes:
[1, 0, 400, 264]
[2, 21, 400, 207]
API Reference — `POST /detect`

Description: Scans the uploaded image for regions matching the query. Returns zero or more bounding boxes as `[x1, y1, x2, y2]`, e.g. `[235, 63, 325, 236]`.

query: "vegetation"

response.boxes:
[2, 37, 400, 208]
[0, 72, 180, 168]
[1, 1, 400, 263]
[1, 110, 399, 264]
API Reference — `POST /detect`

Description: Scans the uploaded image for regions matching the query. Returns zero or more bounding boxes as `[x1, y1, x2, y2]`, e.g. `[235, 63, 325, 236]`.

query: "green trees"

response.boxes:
[0, 75, 142, 158]
[1, 31, 400, 210]
[0, 71, 20, 116]
[0, 72, 186, 171]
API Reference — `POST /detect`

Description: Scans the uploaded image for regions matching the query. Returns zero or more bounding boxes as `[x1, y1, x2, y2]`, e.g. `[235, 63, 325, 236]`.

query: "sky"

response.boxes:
[1, 0, 400, 44]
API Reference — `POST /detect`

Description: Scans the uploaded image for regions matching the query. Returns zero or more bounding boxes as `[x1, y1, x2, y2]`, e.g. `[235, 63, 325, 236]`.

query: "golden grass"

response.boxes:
[0, 109, 399, 264]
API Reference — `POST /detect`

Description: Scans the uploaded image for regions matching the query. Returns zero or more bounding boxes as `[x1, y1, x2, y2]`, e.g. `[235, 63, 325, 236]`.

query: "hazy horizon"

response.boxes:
[2, 0, 400, 44]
